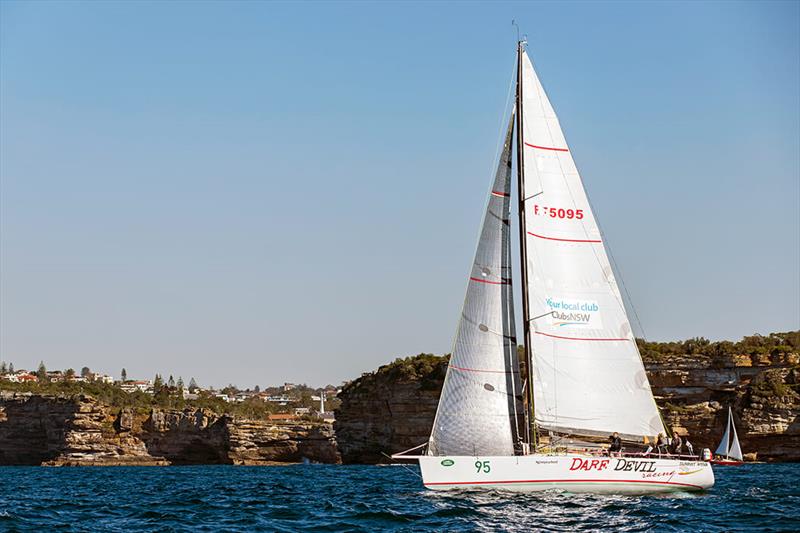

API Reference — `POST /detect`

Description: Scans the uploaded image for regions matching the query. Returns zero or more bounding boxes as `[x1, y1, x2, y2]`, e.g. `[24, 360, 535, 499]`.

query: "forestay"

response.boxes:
[428, 112, 523, 456]
[519, 50, 665, 440]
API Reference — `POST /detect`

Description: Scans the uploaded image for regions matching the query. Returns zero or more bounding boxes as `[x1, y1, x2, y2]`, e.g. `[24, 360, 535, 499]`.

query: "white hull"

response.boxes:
[418, 454, 714, 494]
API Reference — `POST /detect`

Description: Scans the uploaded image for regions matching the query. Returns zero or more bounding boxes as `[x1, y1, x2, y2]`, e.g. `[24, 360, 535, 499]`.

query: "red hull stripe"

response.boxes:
[527, 231, 601, 244]
[491, 190, 510, 198]
[450, 364, 515, 374]
[536, 331, 630, 342]
[424, 478, 703, 490]
[469, 277, 510, 285]
[524, 142, 569, 152]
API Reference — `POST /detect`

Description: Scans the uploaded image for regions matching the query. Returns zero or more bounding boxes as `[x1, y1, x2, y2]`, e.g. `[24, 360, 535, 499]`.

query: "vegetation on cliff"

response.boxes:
[341, 353, 448, 395]
[637, 331, 800, 364]
[0, 380, 280, 419]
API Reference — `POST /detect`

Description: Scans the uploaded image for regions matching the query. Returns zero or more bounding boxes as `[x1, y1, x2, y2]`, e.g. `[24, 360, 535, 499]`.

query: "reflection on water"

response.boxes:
[0, 463, 797, 532]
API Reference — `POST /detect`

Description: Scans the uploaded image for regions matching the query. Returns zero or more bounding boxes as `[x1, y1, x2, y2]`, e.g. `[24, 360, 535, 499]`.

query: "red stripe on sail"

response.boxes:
[469, 277, 510, 285]
[535, 331, 630, 342]
[491, 190, 510, 198]
[450, 364, 515, 374]
[527, 231, 601, 244]
[424, 479, 703, 489]
[524, 142, 569, 152]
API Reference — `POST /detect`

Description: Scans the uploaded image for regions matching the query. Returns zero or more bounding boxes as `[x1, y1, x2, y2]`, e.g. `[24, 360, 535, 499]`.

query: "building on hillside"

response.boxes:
[4, 373, 37, 383]
[283, 383, 296, 392]
[46, 371, 65, 382]
[268, 413, 298, 422]
[294, 407, 310, 415]
[265, 395, 292, 405]
[119, 380, 152, 394]
[91, 373, 115, 384]
[320, 412, 335, 423]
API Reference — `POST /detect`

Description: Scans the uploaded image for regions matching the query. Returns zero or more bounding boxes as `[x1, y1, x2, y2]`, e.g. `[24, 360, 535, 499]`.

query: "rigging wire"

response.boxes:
[488, 57, 518, 178]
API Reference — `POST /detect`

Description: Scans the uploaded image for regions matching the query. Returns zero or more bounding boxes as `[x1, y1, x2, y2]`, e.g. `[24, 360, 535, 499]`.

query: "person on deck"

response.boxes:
[670, 431, 683, 455]
[643, 436, 655, 456]
[656, 433, 667, 456]
[608, 432, 622, 456]
[685, 434, 694, 458]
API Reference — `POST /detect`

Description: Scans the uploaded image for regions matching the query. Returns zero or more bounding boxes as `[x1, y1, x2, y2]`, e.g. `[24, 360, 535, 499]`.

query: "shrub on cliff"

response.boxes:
[637, 331, 799, 364]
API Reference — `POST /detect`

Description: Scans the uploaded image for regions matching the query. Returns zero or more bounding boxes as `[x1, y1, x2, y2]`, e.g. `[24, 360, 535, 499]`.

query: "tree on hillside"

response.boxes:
[254, 385, 260, 393]
[153, 374, 163, 390]
[121, 368, 127, 382]
[81, 366, 91, 378]
[177, 377, 184, 392]
[0, 361, 6, 374]
[65, 368, 76, 380]
[188, 377, 198, 392]
[8, 363, 14, 374]
[37, 362, 47, 382]
[168, 375, 175, 388]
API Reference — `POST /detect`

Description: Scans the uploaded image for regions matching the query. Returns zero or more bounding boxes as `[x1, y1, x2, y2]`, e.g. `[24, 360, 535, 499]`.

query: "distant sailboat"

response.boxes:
[711, 406, 744, 466]
[393, 40, 715, 494]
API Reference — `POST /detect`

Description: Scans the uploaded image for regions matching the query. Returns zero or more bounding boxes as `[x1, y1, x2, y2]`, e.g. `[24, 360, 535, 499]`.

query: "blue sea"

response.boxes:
[0, 464, 797, 532]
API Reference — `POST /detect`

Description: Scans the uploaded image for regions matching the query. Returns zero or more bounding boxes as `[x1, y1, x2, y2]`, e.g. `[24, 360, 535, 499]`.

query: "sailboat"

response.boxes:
[392, 41, 715, 494]
[711, 406, 744, 466]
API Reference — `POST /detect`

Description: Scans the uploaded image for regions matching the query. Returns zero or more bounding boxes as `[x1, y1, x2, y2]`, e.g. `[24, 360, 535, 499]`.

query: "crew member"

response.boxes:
[608, 432, 622, 456]
[656, 433, 667, 456]
[685, 434, 694, 457]
[670, 431, 683, 455]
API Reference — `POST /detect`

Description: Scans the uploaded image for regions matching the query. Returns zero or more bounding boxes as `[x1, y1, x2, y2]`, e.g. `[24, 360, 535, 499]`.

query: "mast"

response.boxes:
[514, 40, 536, 451]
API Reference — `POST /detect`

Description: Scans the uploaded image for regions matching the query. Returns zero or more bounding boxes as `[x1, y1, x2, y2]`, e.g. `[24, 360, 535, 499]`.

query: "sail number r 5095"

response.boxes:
[533, 205, 585, 219]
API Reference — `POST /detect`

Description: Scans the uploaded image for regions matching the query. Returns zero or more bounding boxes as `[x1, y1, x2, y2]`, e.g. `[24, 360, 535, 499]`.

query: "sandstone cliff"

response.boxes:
[335, 335, 800, 463]
[0, 392, 339, 466]
[334, 354, 447, 463]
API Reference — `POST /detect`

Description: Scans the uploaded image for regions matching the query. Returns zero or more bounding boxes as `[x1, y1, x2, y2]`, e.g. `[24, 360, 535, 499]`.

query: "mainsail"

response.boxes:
[518, 50, 665, 440]
[715, 406, 743, 461]
[428, 112, 523, 456]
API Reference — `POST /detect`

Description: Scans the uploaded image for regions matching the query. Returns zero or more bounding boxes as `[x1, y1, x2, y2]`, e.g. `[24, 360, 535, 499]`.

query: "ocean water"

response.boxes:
[0, 463, 797, 532]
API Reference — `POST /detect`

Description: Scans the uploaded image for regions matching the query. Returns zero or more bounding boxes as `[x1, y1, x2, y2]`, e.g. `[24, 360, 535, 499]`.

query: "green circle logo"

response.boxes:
[440, 459, 455, 467]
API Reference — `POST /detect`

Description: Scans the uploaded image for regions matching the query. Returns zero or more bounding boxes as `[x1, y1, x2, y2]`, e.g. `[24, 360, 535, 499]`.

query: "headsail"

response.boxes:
[428, 111, 523, 456]
[518, 49, 665, 440]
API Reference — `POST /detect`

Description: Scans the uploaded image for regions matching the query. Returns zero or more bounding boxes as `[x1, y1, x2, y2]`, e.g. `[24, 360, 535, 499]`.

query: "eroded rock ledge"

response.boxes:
[0, 392, 339, 466]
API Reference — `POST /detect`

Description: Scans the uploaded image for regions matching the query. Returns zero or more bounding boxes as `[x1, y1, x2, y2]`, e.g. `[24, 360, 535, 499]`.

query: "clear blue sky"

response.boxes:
[1, 1, 798, 388]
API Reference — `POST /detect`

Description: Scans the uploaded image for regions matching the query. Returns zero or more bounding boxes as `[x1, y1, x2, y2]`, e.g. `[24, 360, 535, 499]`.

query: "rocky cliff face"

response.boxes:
[335, 345, 800, 463]
[649, 351, 799, 462]
[0, 392, 339, 466]
[334, 355, 447, 463]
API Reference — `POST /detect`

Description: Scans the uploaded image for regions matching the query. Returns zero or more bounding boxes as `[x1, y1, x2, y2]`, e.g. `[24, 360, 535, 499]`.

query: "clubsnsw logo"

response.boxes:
[545, 297, 601, 328]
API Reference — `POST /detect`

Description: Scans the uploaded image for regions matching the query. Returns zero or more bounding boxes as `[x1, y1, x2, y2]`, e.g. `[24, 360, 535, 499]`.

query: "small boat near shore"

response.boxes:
[711, 406, 744, 466]
[393, 39, 714, 494]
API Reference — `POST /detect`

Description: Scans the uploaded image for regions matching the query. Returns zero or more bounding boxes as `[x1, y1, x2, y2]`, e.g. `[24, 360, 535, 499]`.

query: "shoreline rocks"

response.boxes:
[0, 392, 340, 466]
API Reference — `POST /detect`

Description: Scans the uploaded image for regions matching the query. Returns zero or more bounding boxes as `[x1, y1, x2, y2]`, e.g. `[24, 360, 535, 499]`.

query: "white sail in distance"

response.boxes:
[715, 407, 743, 461]
[518, 49, 665, 440]
[428, 112, 523, 456]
